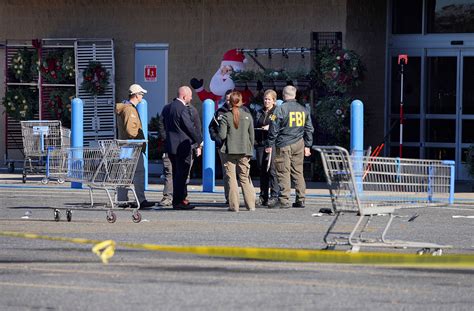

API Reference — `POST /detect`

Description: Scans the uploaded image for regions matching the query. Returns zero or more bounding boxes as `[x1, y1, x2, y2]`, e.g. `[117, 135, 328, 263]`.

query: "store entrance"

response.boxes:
[388, 48, 474, 180]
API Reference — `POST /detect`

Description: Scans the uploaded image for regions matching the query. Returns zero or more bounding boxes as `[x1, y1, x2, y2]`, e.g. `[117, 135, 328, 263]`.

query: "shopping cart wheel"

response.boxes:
[417, 248, 430, 255]
[66, 210, 72, 222]
[106, 211, 116, 223]
[57, 178, 65, 184]
[41, 178, 49, 185]
[7, 162, 14, 173]
[132, 211, 142, 223]
[54, 209, 60, 222]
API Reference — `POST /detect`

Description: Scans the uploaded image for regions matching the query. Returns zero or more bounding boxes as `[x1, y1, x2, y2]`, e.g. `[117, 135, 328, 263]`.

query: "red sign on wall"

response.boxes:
[144, 65, 157, 82]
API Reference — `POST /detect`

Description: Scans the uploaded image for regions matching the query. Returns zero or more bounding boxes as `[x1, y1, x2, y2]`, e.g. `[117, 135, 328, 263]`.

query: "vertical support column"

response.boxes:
[71, 98, 83, 189]
[202, 99, 215, 192]
[428, 165, 434, 203]
[442, 160, 455, 205]
[351, 100, 364, 193]
[136, 99, 148, 190]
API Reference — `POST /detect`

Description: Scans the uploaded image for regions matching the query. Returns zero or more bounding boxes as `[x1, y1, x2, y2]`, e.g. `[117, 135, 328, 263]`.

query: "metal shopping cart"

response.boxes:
[21, 120, 71, 184]
[47, 140, 145, 223]
[313, 145, 454, 254]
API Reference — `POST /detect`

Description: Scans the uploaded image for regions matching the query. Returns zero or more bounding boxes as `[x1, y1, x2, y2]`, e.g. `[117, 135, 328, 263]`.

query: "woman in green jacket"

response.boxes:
[218, 91, 256, 212]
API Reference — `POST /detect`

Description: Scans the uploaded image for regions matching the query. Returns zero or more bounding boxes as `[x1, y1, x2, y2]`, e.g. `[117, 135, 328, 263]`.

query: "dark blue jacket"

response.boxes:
[267, 99, 314, 148]
[162, 99, 202, 155]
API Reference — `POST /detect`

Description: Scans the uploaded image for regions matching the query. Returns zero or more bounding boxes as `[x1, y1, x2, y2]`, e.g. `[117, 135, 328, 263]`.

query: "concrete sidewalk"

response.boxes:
[1, 169, 473, 203]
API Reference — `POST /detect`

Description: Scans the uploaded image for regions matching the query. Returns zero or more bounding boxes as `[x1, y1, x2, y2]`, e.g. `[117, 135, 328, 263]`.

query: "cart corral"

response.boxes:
[314, 145, 455, 254]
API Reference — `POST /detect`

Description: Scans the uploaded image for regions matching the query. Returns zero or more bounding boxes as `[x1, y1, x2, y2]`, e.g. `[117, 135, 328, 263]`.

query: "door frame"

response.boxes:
[386, 47, 474, 179]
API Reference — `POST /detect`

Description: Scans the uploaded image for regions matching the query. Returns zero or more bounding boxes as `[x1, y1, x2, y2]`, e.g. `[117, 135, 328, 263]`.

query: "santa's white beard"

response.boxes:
[210, 70, 235, 96]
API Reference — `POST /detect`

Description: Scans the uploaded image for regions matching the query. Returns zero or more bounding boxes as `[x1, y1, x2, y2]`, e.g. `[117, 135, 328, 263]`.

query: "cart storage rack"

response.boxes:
[47, 139, 145, 223]
[21, 120, 71, 184]
[314, 145, 454, 254]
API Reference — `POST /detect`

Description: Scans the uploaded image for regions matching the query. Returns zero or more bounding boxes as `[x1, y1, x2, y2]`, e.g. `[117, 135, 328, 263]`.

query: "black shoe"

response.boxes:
[268, 201, 290, 209]
[173, 202, 195, 210]
[138, 200, 156, 210]
[267, 197, 278, 207]
[292, 201, 305, 208]
[256, 197, 268, 207]
[319, 207, 334, 215]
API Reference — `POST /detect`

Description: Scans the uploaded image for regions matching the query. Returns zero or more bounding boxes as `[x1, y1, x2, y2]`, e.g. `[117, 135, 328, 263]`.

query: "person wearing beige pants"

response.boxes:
[218, 91, 256, 212]
[224, 154, 255, 211]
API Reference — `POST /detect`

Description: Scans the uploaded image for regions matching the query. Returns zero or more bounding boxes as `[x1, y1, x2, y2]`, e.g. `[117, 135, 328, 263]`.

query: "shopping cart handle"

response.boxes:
[116, 139, 148, 144]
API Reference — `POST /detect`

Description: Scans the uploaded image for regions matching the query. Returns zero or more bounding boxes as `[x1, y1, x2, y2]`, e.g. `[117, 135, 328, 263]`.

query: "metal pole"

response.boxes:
[202, 99, 215, 192]
[71, 98, 83, 189]
[398, 55, 408, 158]
[136, 98, 148, 190]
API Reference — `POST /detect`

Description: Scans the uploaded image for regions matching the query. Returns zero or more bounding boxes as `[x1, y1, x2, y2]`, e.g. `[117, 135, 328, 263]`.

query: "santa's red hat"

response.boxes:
[221, 49, 247, 70]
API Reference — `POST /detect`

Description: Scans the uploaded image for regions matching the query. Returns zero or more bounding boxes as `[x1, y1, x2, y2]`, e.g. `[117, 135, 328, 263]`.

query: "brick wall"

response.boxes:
[0, 0, 390, 164]
[345, 0, 387, 149]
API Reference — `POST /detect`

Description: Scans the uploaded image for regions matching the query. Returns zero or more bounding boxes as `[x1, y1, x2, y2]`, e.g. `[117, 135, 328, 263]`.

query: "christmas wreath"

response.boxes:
[40, 50, 75, 84]
[8, 48, 35, 82]
[81, 61, 110, 96]
[1, 88, 38, 120]
[47, 89, 75, 127]
[314, 46, 365, 94]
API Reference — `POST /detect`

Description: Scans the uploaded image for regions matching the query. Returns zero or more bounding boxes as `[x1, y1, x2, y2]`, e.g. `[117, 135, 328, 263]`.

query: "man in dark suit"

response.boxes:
[162, 86, 203, 210]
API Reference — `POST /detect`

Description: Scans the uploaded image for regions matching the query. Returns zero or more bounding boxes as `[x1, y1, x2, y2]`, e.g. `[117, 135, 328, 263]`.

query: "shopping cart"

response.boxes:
[47, 140, 145, 223]
[313, 145, 454, 254]
[21, 120, 71, 184]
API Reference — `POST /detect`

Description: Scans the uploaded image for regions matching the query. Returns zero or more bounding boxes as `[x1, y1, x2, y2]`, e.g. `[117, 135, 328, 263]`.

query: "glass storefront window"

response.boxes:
[463, 57, 474, 114]
[392, 0, 423, 34]
[390, 118, 420, 142]
[391, 57, 421, 114]
[390, 146, 420, 158]
[425, 147, 455, 160]
[427, 0, 474, 33]
[426, 56, 457, 114]
[426, 119, 456, 142]
[462, 120, 474, 144]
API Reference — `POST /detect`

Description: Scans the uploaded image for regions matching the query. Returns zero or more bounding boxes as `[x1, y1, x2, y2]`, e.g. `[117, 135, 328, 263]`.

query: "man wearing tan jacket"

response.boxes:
[115, 84, 155, 209]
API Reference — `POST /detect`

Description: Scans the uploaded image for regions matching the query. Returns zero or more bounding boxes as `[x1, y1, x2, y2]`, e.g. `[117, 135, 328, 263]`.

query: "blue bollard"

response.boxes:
[136, 99, 148, 190]
[71, 98, 83, 189]
[202, 99, 215, 192]
[350, 100, 364, 193]
[442, 160, 455, 204]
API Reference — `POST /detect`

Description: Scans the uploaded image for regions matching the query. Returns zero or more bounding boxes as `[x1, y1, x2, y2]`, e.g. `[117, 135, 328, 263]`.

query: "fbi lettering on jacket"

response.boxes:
[289, 111, 305, 127]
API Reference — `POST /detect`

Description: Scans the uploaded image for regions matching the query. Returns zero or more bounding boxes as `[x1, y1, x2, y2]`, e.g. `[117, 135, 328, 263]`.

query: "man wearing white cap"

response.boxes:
[115, 84, 155, 209]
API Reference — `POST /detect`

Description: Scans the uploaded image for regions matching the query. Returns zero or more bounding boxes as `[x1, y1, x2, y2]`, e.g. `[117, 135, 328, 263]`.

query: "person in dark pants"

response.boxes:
[254, 89, 280, 207]
[157, 111, 173, 206]
[157, 101, 201, 207]
[162, 86, 203, 210]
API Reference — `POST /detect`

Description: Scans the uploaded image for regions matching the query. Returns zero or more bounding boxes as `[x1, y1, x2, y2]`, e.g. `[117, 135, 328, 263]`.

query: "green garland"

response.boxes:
[314, 46, 365, 94]
[47, 89, 75, 127]
[1, 88, 38, 120]
[315, 95, 351, 146]
[40, 50, 75, 84]
[9, 48, 35, 82]
[81, 61, 110, 96]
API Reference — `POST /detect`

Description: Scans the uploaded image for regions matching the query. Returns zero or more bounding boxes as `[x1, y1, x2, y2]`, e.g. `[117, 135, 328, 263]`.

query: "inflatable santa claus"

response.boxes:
[190, 49, 253, 109]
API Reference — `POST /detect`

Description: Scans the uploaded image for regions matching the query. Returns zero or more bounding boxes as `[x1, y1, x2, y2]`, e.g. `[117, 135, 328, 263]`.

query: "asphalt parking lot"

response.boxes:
[1, 173, 473, 310]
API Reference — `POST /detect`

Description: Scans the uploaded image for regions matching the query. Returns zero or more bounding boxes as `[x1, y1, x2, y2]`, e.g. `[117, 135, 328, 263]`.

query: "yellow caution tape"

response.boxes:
[91, 240, 116, 264]
[1, 231, 473, 268]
